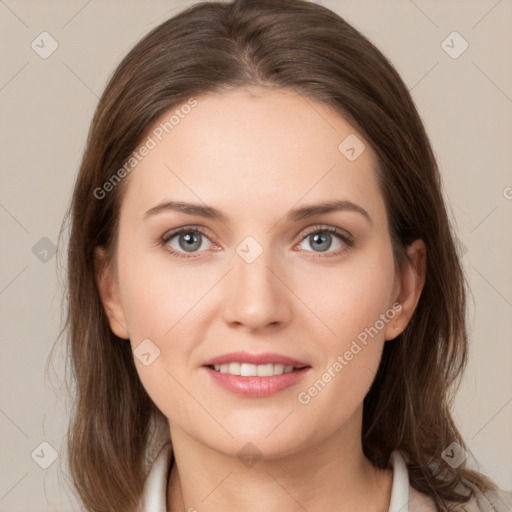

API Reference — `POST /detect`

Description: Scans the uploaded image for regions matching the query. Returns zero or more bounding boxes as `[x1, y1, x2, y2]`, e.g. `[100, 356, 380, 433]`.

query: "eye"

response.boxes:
[296, 225, 354, 257]
[161, 227, 216, 258]
[160, 224, 354, 260]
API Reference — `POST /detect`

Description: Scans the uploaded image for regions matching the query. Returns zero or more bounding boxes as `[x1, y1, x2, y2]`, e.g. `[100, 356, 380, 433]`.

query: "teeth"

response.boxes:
[273, 364, 285, 375]
[241, 363, 257, 377]
[212, 363, 297, 376]
[256, 364, 274, 377]
[227, 362, 240, 375]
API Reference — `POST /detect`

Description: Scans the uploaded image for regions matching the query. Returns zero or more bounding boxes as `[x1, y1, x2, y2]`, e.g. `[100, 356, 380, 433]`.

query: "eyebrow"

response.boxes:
[143, 199, 372, 225]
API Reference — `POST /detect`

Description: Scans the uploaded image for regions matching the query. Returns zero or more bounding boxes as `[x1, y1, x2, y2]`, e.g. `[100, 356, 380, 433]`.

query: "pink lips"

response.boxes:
[202, 351, 311, 398]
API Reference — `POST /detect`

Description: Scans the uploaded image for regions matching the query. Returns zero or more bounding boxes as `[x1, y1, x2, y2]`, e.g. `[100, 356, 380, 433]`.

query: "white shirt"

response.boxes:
[138, 442, 439, 511]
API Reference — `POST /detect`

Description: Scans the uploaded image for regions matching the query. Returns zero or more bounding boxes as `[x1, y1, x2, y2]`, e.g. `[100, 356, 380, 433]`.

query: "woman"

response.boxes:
[59, 0, 512, 510]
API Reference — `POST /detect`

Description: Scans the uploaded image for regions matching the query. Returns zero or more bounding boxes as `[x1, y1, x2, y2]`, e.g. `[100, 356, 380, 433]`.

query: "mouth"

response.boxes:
[201, 352, 312, 397]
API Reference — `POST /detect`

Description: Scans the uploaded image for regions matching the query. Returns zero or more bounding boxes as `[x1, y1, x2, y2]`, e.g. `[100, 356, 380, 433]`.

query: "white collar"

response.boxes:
[139, 443, 413, 512]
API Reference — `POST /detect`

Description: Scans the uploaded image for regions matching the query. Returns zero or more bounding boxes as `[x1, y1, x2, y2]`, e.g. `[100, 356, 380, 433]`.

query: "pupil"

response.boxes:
[180, 232, 201, 252]
[312, 233, 330, 252]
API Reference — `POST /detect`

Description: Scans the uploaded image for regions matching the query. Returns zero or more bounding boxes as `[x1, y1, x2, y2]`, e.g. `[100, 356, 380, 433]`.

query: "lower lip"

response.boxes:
[203, 366, 311, 397]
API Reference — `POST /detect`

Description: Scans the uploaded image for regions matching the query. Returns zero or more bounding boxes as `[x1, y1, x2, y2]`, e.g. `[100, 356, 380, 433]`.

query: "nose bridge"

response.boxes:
[223, 236, 290, 330]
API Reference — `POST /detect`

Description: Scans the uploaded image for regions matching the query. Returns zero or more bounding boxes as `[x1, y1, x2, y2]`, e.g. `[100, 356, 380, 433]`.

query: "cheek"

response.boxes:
[293, 241, 395, 417]
[302, 238, 396, 352]
[118, 244, 211, 341]
[117, 247, 218, 413]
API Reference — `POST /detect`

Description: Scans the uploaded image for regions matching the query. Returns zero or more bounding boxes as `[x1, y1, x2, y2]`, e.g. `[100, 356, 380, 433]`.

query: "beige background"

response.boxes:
[0, 0, 511, 510]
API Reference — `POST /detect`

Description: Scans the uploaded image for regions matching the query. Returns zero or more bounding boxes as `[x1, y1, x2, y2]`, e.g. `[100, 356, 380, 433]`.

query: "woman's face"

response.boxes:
[98, 86, 421, 459]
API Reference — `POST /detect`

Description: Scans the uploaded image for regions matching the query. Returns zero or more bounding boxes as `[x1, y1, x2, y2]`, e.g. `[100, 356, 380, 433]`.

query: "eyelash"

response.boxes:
[159, 224, 355, 260]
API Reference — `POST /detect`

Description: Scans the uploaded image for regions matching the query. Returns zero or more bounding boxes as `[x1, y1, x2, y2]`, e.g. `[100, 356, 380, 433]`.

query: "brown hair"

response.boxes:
[56, 0, 498, 510]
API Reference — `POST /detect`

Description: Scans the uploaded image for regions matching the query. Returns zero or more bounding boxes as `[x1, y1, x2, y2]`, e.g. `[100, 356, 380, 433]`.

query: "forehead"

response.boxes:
[120, 86, 386, 226]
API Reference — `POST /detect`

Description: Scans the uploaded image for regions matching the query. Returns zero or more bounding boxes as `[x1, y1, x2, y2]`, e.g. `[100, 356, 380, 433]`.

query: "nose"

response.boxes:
[222, 245, 292, 332]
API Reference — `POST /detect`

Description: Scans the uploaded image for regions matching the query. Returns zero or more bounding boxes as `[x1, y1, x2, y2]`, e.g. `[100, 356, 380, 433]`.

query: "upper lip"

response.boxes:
[203, 351, 310, 368]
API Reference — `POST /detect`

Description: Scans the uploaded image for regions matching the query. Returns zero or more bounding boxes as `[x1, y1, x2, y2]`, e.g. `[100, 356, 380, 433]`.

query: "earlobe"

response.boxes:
[94, 247, 130, 339]
[385, 239, 427, 340]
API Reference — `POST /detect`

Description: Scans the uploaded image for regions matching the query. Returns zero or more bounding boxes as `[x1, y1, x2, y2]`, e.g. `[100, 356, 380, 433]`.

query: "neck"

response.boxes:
[166, 408, 393, 512]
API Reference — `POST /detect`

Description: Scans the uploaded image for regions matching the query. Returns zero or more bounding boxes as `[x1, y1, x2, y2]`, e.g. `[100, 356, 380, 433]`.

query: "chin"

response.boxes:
[200, 417, 316, 462]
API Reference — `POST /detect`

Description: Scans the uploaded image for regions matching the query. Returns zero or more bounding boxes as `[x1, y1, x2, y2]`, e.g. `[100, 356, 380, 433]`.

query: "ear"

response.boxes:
[94, 247, 130, 339]
[385, 239, 426, 341]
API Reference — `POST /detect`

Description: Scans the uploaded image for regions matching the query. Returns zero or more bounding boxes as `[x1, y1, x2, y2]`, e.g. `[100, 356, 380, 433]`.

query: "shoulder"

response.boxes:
[409, 479, 512, 512]
[408, 485, 437, 511]
[452, 482, 512, 512]
[392, 450, 512, 512]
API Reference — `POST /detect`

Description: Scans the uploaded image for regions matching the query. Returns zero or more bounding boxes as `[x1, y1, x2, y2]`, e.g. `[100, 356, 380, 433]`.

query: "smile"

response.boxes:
[202, 351, 311, 397]
[208, 362, 301, 377]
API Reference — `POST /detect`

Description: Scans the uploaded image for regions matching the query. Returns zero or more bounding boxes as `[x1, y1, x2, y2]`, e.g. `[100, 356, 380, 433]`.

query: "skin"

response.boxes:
[96, 86, 426, 512]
